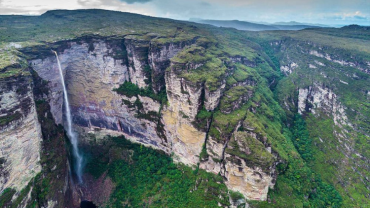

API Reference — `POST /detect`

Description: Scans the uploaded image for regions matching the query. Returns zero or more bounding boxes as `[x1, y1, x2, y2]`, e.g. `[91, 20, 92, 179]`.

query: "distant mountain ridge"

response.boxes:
[190, 18, 324, 31]
[272, 21, 328, 27]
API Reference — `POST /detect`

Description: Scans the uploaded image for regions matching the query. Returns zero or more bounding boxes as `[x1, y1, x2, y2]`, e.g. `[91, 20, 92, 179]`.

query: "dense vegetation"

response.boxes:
[292, 115, 313, 162]
[114, 81, 167, 104]
[85, 136, 241, 207]
[0, 188, 16, 207]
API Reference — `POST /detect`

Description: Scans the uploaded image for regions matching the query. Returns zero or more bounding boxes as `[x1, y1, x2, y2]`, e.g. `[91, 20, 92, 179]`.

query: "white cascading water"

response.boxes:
[53, 51, 83, 183]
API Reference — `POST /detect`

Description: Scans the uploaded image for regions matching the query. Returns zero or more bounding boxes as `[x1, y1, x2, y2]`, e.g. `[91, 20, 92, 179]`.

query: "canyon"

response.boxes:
[0, 10, 369, 208]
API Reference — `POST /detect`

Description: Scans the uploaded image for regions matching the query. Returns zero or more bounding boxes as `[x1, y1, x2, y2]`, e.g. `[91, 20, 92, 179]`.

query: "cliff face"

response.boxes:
[163, 68, 206, 165]
[297, 84, 369, 199]
[30, 39, 168, 153]
[0, 70, 42, 193]
[27, 37, 201, 154]
[273, 36, 370, 206]
[223, 131, 274, 201]
[149, 40, 195, 92]
[298, 86, 349, 128]
[24, 35, 277, 202]
[0, 65, 70, 207]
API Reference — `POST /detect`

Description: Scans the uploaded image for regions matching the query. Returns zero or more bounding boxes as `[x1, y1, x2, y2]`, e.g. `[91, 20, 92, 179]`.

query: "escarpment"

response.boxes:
[270, 35, 370, 206]
[4, 32, 278, 202]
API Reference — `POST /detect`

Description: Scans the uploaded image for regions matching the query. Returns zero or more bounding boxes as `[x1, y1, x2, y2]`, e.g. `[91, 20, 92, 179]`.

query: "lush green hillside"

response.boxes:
[243, 26, 370, 207]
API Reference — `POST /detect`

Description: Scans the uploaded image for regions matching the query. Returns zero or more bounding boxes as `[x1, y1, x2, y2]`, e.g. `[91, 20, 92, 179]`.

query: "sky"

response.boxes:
[0, 0, 369, 26]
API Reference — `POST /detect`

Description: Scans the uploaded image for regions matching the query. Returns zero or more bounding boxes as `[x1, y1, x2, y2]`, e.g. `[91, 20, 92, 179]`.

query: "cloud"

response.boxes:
[340, 11, 367, 19]
[77, 0, 157, 16]
[0, 0, 83, 15]
[324, 11, 369, 22]
[354, 16, 367, 20]
[0, 7, 44, 15]
[0, 0, 369, 26]
[119, 0, 152, 4]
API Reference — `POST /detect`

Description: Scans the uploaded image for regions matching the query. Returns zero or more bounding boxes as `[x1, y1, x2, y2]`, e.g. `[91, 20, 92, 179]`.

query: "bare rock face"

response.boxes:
[200, 125, 276, 202]
[298, 84, 352, 146]
[298, 85, 350, 128]
[0, 73, 42, 193]
[223, 132, 274, 201]
[149, 41, 192, 92]
[163, 66, 206, 165]
[31, 39, 168, 152]
[165, 67, 203, 121]
[309, 50, 369, 74]
[125, 36, 150, 89]
[30, 56, 64, 124]
[204, 83, 225, 111]
[224, 162, 271, 201]
[199, 135, 224, 174]
[280, 62, 298, 75]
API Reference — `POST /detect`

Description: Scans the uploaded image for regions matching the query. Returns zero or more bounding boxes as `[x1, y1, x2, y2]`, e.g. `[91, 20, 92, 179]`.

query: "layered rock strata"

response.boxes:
[0, 72, 42, 193]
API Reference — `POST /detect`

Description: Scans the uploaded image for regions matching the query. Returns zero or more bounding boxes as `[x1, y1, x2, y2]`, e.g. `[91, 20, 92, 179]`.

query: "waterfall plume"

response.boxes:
[53, 50, 83, 183]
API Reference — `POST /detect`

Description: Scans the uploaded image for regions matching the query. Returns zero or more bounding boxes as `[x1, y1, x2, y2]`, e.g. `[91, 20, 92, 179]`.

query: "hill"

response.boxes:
[190, 18, 322, 31]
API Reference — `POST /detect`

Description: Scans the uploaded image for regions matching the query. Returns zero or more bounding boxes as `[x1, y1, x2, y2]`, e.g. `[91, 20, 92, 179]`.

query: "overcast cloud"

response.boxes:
[0, 0, 369, 26]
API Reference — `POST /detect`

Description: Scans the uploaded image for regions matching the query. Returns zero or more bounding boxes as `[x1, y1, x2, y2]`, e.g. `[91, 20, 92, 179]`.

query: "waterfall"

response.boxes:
[53, 51, 83, 183]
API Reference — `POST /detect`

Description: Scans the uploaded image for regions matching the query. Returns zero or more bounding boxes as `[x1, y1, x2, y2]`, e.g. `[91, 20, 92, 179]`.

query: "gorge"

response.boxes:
[0, 10, 369, 208]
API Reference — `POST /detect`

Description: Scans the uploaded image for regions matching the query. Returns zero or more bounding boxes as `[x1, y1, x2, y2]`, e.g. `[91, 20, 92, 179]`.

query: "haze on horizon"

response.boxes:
[0, 0, 369, 26]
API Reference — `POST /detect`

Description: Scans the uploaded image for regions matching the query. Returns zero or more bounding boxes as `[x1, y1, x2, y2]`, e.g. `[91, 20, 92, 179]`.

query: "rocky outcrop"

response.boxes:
[230, 56, 256, 68]
[204, 83, 225, 111]
[200, 127, 276, 201]
[199, 134, 224, 174]
[0, 72, 42, 193]
[298, 85, 350, 129]
[223, 131, 275, 201]
[280, 62, 298, 75]
[309, 50, 370, 74]
[149, 40, 192, 92]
